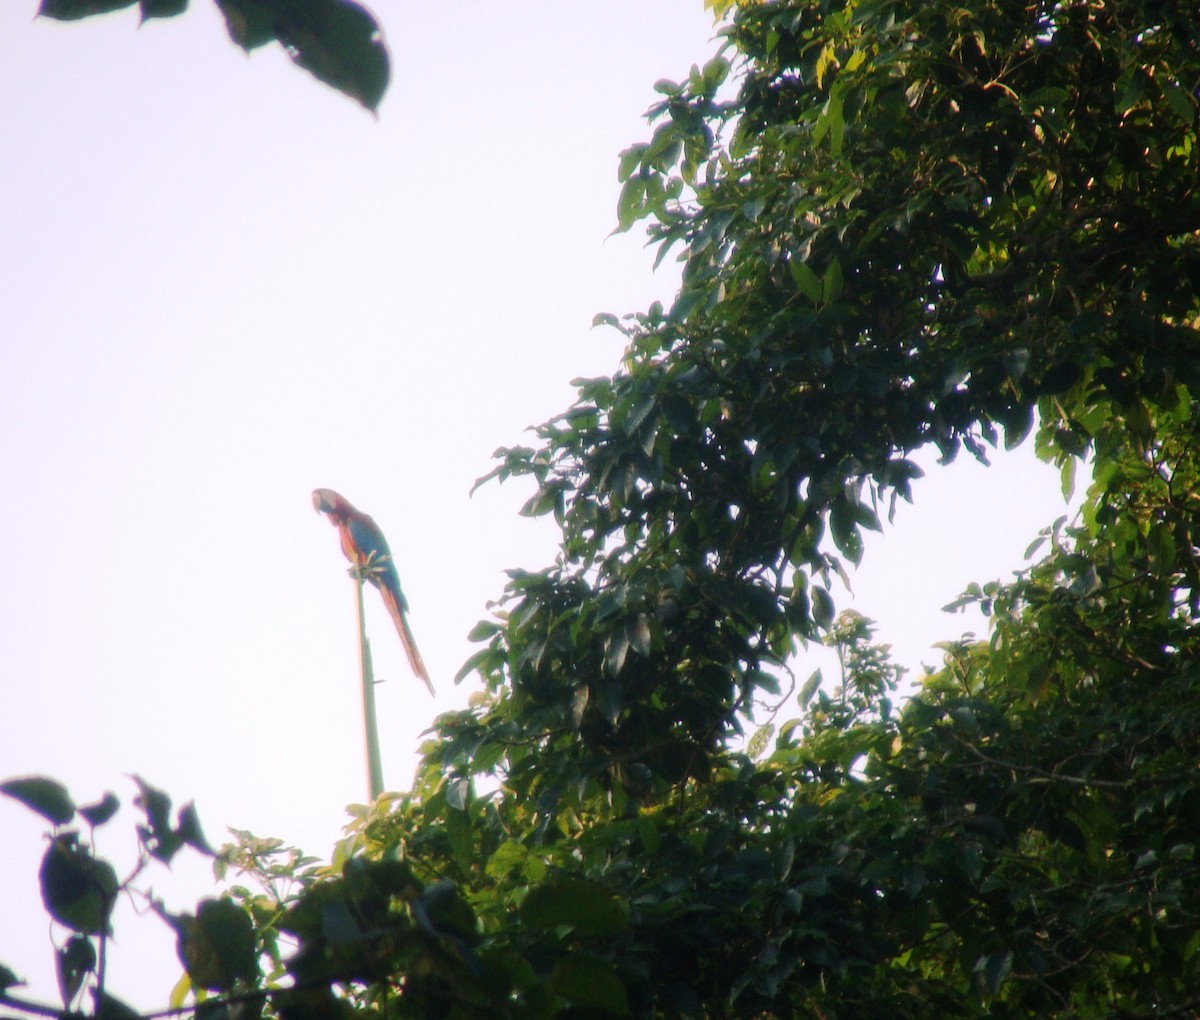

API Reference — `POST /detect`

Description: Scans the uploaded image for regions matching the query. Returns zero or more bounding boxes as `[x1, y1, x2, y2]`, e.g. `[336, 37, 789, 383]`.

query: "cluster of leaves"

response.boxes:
[217, 362, 1200, 1015]
[458, 0, 1200, 859]
[386, 0, 1196, 1014]
[225, 521, 1200, 1019]
[37, 0, 389, 112]
[0, 775, 239, 1019]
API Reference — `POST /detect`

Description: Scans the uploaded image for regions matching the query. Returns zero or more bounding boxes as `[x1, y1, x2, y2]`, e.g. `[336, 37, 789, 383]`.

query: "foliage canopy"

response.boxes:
[5, 0, 1200, 1018]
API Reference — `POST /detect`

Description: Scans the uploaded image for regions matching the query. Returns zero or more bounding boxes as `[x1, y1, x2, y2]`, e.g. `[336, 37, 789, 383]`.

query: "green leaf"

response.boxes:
[774, 837, 796, 882]
[1113, 68, 1145, 113]
[466, 619, 500, 642]
[747, 723, 775, 758]
[617, 176, 647, 231]
[39, 835, 118, 935]
[1, 776, 75, 826]
[418, 880, 479, 943]
[445, 803, 473, 871]
[822, 258, 844, 304]
[173, 899, 259, 992]
[829, 495, 865, 564]
[214, 0, 389, 111]
[56, 934, 96, 1007]
[133, 776, 183, 863]
[132, 775, 172, 831]
[788, 259, 823, 304]
[0, 962, 23, 992]
[592, 312, 621, 330]
[176, 802, 214, 856]
[131, 777, 210, 863]
[94, 993, 142, 1020]
[79, 793, 119, 829]
[1161, 81, 1196, 126]
[976, 950, 1013, 994]
[1000, 402, 1034, 449]
[812, 587, 835, 630]
[671, 286, 705, 322]
[551, 956, 630, 1015]
[520, 483, 563, 519]
[814, 87, 846, 156]
[455, 646, 496, 684]
[138, 0, 187, 19]
[605, 629, 630, 676]
[37, 0, 135, 20]
[521, 877, 628, 935]
[799, 668, 823, 707]
[1059, 455, 1077, 501]
[627, 614, 652, 657]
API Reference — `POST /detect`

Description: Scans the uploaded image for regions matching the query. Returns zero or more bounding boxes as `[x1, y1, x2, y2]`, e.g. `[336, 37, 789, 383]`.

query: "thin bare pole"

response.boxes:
[353, 570, 385, 800]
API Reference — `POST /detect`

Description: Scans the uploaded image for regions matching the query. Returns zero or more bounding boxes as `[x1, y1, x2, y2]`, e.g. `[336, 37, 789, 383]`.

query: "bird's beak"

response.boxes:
[312, 490, 331, 514]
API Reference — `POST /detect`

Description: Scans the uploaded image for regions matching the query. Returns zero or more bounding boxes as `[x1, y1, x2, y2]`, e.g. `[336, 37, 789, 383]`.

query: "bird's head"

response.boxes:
[312, 488, 347, 518]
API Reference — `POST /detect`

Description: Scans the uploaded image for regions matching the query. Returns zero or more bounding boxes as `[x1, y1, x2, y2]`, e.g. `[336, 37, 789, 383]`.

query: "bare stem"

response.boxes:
[354, 572, 385, 800]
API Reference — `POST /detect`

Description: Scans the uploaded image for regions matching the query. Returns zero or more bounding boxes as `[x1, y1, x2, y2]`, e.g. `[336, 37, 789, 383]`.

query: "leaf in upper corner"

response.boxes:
[215, 0, 390, 112]
[37, 0, 135, 20]
[138, 0, 188, 20]
[213, 0, 274, 48]
[1, 776, 76, 826]
[280, 0, 390, 112]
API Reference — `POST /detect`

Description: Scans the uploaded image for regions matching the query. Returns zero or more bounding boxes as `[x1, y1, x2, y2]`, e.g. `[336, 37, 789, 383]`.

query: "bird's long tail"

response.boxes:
[380, 587, 435, 696]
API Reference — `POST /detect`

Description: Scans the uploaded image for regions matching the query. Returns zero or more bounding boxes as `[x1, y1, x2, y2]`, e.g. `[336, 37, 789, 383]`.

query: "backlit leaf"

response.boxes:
[2, 776, 75, 826]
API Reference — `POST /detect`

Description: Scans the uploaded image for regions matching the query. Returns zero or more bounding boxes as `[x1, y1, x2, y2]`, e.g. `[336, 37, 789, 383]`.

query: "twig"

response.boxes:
[948, 733, 1131, 790]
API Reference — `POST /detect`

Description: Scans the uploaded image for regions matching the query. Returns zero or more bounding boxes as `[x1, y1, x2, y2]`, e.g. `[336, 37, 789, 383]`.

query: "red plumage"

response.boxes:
[312, 488, 434, 696]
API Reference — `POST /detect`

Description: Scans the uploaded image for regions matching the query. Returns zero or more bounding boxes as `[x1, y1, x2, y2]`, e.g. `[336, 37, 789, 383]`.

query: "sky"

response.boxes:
[0, 1, 1072, 1008]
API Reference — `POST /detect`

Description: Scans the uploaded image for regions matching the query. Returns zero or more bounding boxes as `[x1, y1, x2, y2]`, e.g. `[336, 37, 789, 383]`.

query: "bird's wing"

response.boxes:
[343, 513, 406, 599]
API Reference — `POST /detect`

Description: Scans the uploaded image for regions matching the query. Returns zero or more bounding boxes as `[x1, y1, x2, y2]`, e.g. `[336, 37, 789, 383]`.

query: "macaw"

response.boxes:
[312, 488, 434, 696]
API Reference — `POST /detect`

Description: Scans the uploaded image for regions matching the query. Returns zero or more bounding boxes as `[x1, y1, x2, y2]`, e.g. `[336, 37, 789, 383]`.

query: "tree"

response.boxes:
[231, 0, 1199, 1014]
[5, 0, 1200, 1017]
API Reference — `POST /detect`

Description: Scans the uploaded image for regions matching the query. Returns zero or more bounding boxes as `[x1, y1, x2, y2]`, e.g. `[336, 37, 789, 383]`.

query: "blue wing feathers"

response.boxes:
[346, 514, 408, 610]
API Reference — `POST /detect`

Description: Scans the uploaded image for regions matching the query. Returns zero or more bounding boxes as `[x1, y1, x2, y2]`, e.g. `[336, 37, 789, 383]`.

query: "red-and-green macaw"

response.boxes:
[312, 488, 434, 696]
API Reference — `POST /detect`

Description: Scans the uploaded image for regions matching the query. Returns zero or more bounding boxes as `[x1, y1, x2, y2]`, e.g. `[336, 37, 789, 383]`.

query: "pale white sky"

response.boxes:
[0, 1, 1070, 1008]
